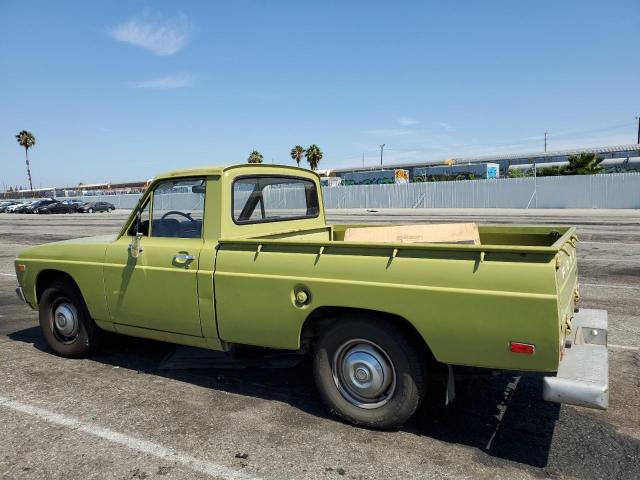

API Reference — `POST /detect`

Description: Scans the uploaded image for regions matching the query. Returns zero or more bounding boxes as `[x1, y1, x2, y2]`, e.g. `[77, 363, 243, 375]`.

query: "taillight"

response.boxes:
[510, 342, 535, 355]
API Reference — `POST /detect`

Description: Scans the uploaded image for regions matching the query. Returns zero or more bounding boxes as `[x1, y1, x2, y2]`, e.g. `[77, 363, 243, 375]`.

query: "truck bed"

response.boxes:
[214, 224, 578, 373]
[225, 223, 576, 252]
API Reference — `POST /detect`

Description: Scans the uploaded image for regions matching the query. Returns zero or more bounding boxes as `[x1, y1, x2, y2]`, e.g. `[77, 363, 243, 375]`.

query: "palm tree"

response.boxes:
[290, 145, 305, 167]
[247, 150, 264, 164]
[563, 153, 603, 175]
[15, 130, 36, 191]
[305, 144, 323, 170]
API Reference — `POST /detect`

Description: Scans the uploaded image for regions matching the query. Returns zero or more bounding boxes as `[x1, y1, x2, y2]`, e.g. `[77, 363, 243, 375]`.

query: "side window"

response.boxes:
[151, 178, 206, 238]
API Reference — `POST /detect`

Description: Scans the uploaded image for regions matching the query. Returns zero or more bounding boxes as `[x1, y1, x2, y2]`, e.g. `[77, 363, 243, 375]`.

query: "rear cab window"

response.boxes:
[232, 176, 319, 224]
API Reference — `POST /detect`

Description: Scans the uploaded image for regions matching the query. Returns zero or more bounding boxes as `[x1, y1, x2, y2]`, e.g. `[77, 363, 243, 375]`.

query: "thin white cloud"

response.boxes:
[437, 122, 453, 131]
[110, 12, 192, 56]
[363, 128, 413, 137]
[130, 74, 194, 89]
[397, 117, 420, 126]
[340, 129, 637, 169]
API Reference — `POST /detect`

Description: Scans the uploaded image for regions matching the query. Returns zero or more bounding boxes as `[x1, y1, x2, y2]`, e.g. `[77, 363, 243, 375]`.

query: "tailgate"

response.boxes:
[554, 229, 579, 346]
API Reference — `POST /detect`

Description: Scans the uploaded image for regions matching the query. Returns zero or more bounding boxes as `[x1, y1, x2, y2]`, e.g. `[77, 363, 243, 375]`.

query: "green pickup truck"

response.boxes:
[14, 164, 609, 429]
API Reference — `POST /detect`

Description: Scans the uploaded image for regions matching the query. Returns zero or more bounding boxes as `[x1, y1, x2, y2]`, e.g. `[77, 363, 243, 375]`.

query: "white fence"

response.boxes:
[74, 193, 143, 209]
[27, 172, 640, 210]
[323, 172, 640, 209]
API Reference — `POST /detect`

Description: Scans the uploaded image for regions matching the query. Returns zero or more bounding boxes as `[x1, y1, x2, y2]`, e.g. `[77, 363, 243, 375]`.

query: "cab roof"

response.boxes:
[156, 163, 321, 180]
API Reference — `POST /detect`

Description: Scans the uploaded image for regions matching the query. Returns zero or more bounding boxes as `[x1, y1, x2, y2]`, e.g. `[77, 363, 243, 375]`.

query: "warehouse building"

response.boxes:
[333, 144, 640, 184]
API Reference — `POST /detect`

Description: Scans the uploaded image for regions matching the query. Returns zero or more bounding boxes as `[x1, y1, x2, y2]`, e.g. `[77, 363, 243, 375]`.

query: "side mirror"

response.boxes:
[129, 232, 144, 259]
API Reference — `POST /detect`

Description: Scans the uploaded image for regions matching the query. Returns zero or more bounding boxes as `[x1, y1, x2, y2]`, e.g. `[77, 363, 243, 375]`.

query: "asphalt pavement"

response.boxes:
[0, 209, 638, 479]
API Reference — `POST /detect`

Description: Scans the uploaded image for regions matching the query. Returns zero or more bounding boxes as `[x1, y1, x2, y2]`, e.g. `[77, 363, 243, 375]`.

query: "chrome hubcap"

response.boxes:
[333, 340, 395, 409]
[53, 303, 79, 338]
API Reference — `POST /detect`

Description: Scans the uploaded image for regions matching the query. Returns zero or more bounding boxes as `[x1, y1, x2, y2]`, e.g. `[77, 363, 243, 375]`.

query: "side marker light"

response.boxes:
[510, 342, 535, 355]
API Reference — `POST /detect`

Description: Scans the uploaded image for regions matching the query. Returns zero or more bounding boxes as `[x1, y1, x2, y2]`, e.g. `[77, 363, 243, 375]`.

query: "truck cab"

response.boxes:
[100, 165, 324, 347]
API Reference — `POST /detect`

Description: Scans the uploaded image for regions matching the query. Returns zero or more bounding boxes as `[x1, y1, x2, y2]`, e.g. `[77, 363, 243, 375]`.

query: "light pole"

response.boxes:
[379, 144, 385, 169]
[636, 117, 639, 144]
[533, 160, 537, 208]
[544, 132, 548, 152]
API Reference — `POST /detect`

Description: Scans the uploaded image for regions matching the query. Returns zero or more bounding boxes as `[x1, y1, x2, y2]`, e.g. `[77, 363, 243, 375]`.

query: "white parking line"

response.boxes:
[0, 395, 259, 480]
[581, 241, 638, 245]
[485, 376, 520, 451]
[609, 344, 640, 351]
[0, 272, 15, 277]
[581, 283, 640, 290]
[583, 258, 640, 263]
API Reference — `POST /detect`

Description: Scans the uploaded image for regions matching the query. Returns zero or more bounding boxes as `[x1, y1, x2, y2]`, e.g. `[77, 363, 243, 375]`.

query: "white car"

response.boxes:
[6, 201, 33, 213]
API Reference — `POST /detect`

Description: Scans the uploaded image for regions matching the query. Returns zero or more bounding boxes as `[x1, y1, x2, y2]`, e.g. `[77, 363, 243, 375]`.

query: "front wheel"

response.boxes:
[39, 281, 101, 357]
[88, 208, 93, 213]
[313, 317, 427, 430]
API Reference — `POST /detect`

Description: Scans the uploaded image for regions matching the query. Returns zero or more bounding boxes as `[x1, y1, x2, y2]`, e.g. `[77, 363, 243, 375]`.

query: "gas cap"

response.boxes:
[295, 290, 309, 305]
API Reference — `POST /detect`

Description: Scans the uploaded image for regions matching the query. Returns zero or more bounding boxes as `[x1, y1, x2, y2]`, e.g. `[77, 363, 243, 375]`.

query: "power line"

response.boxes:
[338, 120, 639, 165]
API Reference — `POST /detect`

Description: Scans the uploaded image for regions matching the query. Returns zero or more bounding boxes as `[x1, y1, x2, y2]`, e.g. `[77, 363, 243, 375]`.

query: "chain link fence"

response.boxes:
[322, 172, 640, 209]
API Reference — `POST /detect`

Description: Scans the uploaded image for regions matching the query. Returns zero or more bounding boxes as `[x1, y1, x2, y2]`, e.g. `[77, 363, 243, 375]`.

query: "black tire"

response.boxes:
[88, 208, 93, 213]
[39, 280, 101, 358]
[313, 316, 427, 430]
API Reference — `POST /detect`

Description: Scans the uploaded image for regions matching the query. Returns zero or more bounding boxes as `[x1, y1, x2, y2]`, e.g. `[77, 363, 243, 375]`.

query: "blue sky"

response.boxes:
[1, 0, 639, 188]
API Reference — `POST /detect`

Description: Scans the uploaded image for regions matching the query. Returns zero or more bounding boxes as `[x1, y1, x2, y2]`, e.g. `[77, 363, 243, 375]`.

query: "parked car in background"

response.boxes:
[35, 201, 76, 214]
[77, 201, 115, 213]
[22, 199, 57, 214]
[61, 199, 85, 211]
[11, 201, 40, 213]
[0, 201, 20, 213]
[5, 202, 29, 213]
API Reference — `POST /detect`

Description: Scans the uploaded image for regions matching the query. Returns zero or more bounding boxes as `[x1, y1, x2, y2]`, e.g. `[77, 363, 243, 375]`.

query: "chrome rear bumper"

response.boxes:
[543, 309, 609, 410]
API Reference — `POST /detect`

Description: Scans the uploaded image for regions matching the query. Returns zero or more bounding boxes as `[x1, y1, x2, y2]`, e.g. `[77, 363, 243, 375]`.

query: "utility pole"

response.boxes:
[379, 144, 385, 169]
[636, 117, 640, 144]
[544, 132, 548, 152]
[362, 152, 365, 168]
[534, 161, 537, 208]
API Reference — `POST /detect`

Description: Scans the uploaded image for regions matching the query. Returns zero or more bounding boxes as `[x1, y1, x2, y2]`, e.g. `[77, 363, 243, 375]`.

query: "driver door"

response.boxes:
[103, 178, 206, 337]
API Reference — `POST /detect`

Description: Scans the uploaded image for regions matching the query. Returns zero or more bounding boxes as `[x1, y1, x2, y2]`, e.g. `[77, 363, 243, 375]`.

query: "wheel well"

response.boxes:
[301, 306, 435, 361]
[35, 270, 79, 304]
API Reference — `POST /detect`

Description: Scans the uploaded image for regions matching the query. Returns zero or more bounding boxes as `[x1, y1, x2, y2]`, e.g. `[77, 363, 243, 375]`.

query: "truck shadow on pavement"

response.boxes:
[9, 327, 640, 478]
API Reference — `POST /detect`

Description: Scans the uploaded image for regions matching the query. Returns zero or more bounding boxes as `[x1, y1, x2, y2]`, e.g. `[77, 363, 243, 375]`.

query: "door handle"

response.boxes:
[173, 253, 195, 266]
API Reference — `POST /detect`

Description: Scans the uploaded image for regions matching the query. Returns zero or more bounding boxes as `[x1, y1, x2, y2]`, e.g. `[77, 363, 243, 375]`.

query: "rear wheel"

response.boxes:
[313, 316, 427, 429]
[39, 281, 101, 357]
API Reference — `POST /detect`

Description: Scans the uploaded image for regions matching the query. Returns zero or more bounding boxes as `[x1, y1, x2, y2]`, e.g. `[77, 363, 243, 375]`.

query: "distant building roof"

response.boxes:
[333, 144, 640, 173]
[16, 187, 55, 193]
